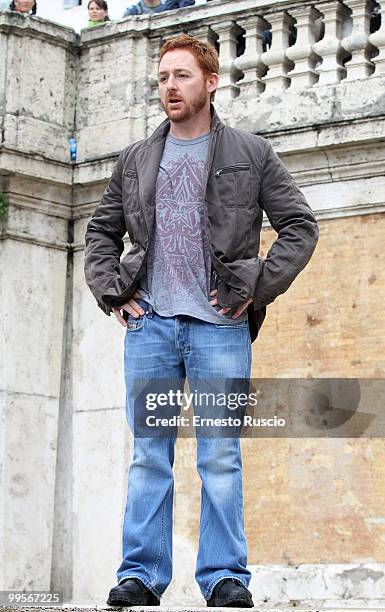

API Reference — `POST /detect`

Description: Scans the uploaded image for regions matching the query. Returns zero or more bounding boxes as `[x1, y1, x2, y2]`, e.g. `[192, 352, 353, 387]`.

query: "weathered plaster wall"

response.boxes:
[0, 11, 76, 595]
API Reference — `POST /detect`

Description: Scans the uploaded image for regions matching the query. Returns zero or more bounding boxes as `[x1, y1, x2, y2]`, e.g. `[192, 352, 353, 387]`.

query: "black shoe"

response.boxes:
[207, 578, 254, 608]
[106, 577, 160, 607]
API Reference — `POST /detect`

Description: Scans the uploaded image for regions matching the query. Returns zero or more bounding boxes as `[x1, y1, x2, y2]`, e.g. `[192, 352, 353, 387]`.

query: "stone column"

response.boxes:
[76, 25, 143, 160]
[313, 1, 350, 85]
[189, 23, 217, 45]
[211, 20, 243, 101]
[147, 34, 164, 132]
[341, 0, 377, 79]
[369, 0, 385, 75]
[0, 13, 76, 594]
[234, 15, 267, 97]
[286, 5, 322, 89]
[260, 11, 294, 94]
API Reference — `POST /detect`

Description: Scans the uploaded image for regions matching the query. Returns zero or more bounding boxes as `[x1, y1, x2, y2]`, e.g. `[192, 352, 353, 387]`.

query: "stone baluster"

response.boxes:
[211, 20, 243, 101]
[313, 1, 351, 85]
[188, 24, 217, 46]
[341, 0, 377, 79]
[369, 0, 385, 75]
[286, 5, 322, 89]
[148, 35, 162, 105]
[233, 15, 268, 97]
[260, 11, 294, 94]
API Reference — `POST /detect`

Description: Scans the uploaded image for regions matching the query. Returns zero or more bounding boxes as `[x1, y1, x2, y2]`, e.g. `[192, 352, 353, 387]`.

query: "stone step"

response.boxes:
[1, 606, 385, 612]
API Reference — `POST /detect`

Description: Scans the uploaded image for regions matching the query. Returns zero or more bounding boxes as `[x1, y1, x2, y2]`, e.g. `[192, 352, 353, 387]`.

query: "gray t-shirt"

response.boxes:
[137, 132, 248, 324]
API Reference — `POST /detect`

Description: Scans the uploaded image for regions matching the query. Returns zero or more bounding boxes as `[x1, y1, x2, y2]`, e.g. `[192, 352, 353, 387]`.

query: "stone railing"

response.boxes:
[73, 0, 385, 160]
[182, 0, 385, 98]
[80, 0, 385, 94]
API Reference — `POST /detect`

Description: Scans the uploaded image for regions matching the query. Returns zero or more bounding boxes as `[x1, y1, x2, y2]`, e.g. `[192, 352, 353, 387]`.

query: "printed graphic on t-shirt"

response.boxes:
[148, 152, 210, 299]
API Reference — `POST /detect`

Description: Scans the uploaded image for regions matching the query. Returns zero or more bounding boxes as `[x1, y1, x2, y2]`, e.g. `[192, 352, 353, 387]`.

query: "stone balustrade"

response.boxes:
[72, 0, 385, 160]
[207, 0, 383, 96]
[101, 0, 384, 100]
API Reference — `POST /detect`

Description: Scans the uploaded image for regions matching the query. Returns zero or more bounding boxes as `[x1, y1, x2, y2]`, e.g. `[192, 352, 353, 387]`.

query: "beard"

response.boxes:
[162, 84, 209, 123]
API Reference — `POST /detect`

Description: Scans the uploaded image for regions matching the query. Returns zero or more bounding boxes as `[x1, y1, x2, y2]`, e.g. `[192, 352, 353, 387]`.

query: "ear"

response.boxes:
[206, 72, 219, 95]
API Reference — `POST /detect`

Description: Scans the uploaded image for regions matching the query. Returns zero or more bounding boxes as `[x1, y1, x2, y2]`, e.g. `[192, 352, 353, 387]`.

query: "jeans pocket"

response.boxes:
[125, 299, 149, 332]
[213, 319, 249, 329]
[126, 317, 146, 332]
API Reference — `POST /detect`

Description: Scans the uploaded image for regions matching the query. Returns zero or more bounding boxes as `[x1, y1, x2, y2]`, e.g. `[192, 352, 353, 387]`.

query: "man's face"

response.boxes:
[15, 0, 34, 12]
[158, 49, 216, 124]
[145, 0, 161, 6]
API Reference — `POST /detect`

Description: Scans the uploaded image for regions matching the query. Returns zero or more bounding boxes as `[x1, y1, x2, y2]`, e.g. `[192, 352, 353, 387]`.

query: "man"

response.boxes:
[84, 34, 319, 607]
[122, 0, 165, 16]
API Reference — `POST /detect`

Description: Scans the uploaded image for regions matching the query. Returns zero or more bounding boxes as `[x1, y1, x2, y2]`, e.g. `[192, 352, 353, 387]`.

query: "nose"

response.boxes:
[165, 75, 177, 90]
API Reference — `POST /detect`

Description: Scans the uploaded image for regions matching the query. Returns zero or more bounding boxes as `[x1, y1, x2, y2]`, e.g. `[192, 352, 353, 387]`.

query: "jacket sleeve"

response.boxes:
[253, 138, 319, 310]
[84, 151, 127, 316]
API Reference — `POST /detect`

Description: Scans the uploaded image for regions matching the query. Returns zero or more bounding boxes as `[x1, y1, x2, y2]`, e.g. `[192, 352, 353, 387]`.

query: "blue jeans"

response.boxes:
[116, 300, 252, 601]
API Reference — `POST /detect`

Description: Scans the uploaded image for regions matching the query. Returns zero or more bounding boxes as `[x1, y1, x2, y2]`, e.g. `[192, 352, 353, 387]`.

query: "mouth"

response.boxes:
[168, 98, 183, 105]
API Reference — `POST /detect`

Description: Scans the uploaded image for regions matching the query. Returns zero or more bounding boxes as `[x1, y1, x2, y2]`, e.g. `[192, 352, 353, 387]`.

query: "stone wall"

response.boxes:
[1, 0, 385, 606]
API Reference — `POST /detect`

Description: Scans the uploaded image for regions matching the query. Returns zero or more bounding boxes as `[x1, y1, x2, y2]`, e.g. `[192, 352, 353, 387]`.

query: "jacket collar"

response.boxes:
[147, 103, 225, 146]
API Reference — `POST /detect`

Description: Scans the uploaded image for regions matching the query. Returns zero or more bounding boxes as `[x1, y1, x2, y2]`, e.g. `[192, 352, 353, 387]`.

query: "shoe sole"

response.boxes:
[207, 597, 254, 608]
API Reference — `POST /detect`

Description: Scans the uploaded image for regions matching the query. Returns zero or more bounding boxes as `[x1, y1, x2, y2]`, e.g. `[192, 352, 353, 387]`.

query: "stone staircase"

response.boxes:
[2, 605, 385, 611]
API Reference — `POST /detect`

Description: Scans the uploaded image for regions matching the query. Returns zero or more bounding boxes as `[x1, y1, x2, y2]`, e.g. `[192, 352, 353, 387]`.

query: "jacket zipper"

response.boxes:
[215, 164, 250, 177]
[202, 129, 226, 286]
[202, 136, 253, 301]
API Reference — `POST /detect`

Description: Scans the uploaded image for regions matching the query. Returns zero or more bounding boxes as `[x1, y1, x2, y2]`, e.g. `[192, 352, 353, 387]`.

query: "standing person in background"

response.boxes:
[122, 0, 166, 16]
[163, 0, 195, 9]
[9, 0, 36, 14]
[87, 0, 110, 28]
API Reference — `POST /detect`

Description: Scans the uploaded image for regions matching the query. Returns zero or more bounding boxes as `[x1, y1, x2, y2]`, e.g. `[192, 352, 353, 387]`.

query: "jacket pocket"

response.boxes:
[123, 170, 141, 213]
[214, 164, 251, 208]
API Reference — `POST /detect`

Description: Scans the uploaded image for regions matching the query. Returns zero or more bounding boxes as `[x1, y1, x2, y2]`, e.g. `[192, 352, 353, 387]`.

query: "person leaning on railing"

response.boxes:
[8, 0, 36, 14]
